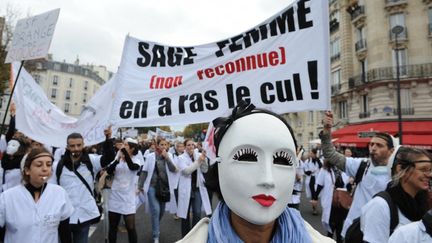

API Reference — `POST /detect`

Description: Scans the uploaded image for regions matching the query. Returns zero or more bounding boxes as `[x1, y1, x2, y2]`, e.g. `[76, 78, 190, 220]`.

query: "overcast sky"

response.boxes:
[1, 0, 295, 72]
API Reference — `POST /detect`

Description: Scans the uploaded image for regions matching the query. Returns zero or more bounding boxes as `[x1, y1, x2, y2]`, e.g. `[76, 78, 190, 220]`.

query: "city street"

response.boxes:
[89, 193, 325, 242]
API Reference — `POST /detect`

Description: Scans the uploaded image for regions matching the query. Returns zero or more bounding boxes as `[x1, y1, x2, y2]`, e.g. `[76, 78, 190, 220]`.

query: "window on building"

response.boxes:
[338, 100, 348, 119]
[308, 111, 314, 124]
[361, 94, 369, 113]
[400, 89, 411, 109]
[83, 93, 87, 103]
[360, 59, 368, 82]
[308, 132, 314, 144]
[64, 103, 70, 113]
[84, 81, 88, 90]
[429, 8, 432, 35]
[392, 48, 408, 76]
[297, 133, 303, 146]
[332, 70, 341, 87]
[330, 38, 340, 61]
[389, 13, 406, 39]
[68, 66, 74, 73]
[51, 89, 57, 98]
[52, 75, 58, 85]
[65, 90, 71, 100]
[69, 78, 73, 88]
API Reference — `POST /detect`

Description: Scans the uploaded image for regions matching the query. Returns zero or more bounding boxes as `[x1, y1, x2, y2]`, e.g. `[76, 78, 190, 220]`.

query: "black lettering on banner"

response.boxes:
[225, 84, 251, 108]
[178, 95, 188, 114]
[297, 0, 313, 29]
[260, 83, 275, 104]
[190, 93, 204, 112]
[158, 98, 172, 116]
[183, 47, 197, 65]
[167, 47, 183, 67]
[119, 101, 148, 119]
[276, 80, 294, 102]
[213, 0, 314, 57]
[204, 90, 219, 110]
[137, 42, 151, 67]
[308, 60, 319, 99]
[151, 44, 166, 67]
[293, 73, 303, 100]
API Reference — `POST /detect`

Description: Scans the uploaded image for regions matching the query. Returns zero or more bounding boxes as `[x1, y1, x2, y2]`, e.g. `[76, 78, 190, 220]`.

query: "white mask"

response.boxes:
[6, 140, 20, 155]
[218, 113, 297, 225]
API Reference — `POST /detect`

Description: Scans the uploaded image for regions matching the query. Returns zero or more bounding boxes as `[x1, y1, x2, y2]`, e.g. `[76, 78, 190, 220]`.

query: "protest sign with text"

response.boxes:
[112, 0, 329, 127]
[5, 9, 60, 63]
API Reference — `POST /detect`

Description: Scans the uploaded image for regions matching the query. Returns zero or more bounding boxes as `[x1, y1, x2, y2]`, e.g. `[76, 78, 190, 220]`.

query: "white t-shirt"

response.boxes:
[0, 184, 74, 243]
[388, 220, 432, 243]
[361, 196, 411, 243]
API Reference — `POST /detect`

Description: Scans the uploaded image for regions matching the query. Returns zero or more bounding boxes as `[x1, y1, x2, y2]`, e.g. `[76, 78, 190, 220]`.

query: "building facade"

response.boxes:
[330, 0, 432, 149]
[30, 57, 112, 117]
[284, 0, 432, 150]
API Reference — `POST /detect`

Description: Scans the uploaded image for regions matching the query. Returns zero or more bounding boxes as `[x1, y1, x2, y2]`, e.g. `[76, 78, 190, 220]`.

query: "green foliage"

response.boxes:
[183, 123, 208, 139]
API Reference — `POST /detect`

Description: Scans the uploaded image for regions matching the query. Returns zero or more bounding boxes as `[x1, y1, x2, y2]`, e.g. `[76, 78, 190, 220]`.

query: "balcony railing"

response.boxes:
[393, 107, 415, 115]
[350, 6, 365, 21]
[331, 53, 341, 62]
[389, 27, 408, 40]
[385, 0, 407, 5]
[429, 23, 432, 36]
[348, 63, 432, 89]
[355, 39, 367, 52]
[359, 111, 371, 119]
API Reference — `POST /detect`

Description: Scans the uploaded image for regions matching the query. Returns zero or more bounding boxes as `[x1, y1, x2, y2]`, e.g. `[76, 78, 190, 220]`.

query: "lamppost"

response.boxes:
[392, 25, 404, 145]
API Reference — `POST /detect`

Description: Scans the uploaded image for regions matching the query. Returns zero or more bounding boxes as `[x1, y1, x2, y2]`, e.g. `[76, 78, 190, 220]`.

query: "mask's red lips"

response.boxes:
[252, 194, 276, 207]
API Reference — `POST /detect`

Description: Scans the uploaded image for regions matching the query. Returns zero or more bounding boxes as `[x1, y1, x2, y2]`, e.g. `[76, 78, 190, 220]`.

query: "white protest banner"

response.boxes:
[156, 127, 175, 140]
[5, 9, 60, 63]
[12, 62, 116, 147]
[112, 0, 329, 127]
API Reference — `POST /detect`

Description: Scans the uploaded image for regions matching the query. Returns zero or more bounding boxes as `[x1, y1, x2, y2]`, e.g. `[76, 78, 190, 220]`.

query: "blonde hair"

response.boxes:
[390, 147, 432, 187]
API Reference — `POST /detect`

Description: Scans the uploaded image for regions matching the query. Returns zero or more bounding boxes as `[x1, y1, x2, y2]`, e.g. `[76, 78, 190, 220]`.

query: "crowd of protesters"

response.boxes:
[0, 104, 430, 243]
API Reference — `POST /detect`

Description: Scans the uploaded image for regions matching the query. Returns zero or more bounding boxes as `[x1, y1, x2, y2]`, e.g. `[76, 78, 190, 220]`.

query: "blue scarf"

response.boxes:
[208, 202, 312, 243]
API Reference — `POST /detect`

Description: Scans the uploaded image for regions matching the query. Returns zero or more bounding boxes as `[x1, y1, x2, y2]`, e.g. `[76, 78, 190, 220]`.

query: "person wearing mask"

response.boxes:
[177, 139, 212, 237]
[51, 129, 115, 243]
[1, 136, 29, 192]
[360, 146, 432, 243]
[137, 138, 177, 243]
[177, 101, 334, 242]
[320, 111, 395, 237]
[0, 147, 74, 243]
[105, 138, 141, 243]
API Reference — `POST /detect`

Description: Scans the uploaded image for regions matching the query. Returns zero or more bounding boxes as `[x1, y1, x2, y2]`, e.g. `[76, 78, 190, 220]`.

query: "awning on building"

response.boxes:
[332, 121, 432, 149]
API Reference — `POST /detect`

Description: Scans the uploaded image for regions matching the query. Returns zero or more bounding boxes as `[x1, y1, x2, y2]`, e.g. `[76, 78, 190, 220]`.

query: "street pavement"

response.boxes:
[89, 192, 325, 243]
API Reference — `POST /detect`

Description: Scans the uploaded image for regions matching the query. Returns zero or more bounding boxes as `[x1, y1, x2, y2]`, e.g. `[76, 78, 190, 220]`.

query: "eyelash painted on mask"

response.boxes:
[233, 148, 258, 162]
[273, 151, 293, 166]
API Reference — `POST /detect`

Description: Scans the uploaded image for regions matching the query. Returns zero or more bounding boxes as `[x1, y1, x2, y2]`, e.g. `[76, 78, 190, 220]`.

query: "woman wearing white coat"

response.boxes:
[177, 139, 211, 237]
[106, 138, 141, 243]
[166, 141, 185, 215]
[313, 160, 350, 243]
[0, 147, 74, 243]
[137, 138, 177, 243]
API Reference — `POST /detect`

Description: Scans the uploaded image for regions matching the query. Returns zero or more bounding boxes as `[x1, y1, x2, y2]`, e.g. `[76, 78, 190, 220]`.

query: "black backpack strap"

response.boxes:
[56, 159, 64, 185]
[73, 169, 94, 197]
[375, 191, 399, 234]
[354, 160, 368, 185]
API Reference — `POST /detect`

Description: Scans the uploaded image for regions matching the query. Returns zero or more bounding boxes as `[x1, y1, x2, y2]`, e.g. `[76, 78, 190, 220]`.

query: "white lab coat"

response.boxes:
[304, 158, 320, 199]
[361, 196, 411, 243]
[0, 184, 74, 243]
[176, 152, 212, 219]
[166, 152, 183, 213]
[289, 159, 304, 205]
[50, 154, 102, 224]
[316, 168, 349, 233]
[141, 152, 175, 213]
[341, 158, 390, 237]
[388, 220, 432, 243]
[108, 155, 142, 215]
